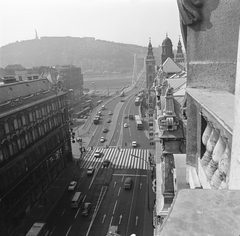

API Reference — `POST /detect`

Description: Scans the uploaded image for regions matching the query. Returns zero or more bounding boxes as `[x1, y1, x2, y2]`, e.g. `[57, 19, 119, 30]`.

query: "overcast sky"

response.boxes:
[0, 0, 183, 49]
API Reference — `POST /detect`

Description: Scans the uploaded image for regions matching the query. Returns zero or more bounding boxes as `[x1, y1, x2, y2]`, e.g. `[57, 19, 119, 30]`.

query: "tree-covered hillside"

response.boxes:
[0, 37, 161, 74]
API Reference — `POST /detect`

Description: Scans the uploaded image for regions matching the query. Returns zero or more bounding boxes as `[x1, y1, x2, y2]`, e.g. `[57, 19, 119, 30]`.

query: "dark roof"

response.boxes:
[0, 79, 52, 104]
[162, 36, 173, 46]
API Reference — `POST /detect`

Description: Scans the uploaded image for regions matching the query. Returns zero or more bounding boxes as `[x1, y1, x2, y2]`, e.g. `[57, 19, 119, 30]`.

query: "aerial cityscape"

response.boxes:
[0, 1, 240, 236]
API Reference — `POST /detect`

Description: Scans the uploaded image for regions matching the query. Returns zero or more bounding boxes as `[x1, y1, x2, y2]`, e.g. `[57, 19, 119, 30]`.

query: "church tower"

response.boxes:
[175, 37, 185, 63]
[161, 33, 174, 64]
[145, 38, 155, 89]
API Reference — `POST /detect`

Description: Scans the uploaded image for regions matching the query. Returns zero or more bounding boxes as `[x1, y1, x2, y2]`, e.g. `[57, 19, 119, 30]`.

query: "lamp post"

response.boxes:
[130, 154, 151, 211]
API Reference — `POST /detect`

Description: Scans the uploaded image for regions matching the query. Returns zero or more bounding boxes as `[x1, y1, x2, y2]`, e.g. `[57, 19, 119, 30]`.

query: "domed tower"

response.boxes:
[175, 37, 185, 63]
[161, 33, 174, 64]
[145, 38, 156, 89]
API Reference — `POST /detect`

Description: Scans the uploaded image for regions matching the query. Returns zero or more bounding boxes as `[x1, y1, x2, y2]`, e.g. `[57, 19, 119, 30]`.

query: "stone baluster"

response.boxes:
[201, 127, 219, 167]
[211, 141, 231, 189]
[206, 134, 225, 181]
[202, 122, 212, 146]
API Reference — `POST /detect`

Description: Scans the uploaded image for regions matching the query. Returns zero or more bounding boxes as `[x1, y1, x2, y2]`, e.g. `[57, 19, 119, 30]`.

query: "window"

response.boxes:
[42, 107, 45, 116]
[4, 123, 9, 134]
[39, 108, 42, 118]
[20, 135, 26, 149]
[17, 117, 22, 128]
[34, 126, 39, 140]
[22, 115, 26, 125]
[36, 109, 39, 119]
[0, 124, 5, 138]
[32, 110, 36, 121]
[0, 148, 4, 163]
[29, 112, 33, 122]
[14, 119, 18, 129]
[2, 140, 10, 159]
[8, 120, 14, 132]
[25, 113, 30, 124]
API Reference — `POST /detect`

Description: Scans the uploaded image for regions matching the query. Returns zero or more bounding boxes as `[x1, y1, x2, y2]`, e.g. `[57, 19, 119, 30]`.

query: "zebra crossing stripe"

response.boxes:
[80, 147, 150, 170]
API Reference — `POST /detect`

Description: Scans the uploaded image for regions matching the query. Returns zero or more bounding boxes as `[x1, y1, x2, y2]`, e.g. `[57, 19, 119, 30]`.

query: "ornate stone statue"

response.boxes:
[176, 0, 204, 48]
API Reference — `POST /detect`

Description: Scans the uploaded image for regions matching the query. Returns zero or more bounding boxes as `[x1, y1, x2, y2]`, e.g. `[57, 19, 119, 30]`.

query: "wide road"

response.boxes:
[46, 73, 154, 236]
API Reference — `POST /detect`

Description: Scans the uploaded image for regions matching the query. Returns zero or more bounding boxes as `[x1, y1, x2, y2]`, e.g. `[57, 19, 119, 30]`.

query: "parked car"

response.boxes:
[68, 181, 77, 191]
[124, 123, 128, 128]
[107, 118, 111, 123]
[87, 166, 94, 175]
[94, 150, 102, 158]
[109, 111, 113, 115]
[121, 99, 125, 102]
[102, 159, 111, 167]
[100, 137, 105, 143]
[124, 114, 128, 118]
[132, 141, 137, 147]
[81, 202, 91, 216]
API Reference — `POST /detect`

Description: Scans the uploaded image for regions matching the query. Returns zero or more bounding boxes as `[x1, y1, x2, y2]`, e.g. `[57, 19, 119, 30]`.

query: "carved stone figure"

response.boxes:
[176, 0, 204, 48]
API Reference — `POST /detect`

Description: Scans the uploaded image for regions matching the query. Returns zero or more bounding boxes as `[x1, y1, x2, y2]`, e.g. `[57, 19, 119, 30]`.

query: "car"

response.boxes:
[100, 137, 105, 143]
[81, 202, 91, 216]
[124, 123, 128, 128]
[101, 105, 105, 110]
[121, 99, 125, 102]
[132, 141, 137, 147]
[68, 181, 77, 191]
[109, 111, 113, 115]
[94, 150, 101, 158]
[103, 128, 108, 133]
[124, 177, 133, 189]
[87, 166, 94, 175]
[124, 114, 128, 119]
[129, 115, 134, 120]
[102, 159, 111, 167]
[107, 118, 111, 123]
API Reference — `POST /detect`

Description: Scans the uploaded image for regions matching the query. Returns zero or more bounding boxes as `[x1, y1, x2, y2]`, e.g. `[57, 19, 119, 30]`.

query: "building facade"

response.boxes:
[175, 38, 184, 63]
[0, 79, 72, 236]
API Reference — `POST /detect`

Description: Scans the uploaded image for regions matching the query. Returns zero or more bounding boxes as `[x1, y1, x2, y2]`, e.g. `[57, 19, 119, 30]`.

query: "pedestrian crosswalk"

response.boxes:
[79, 147, 150, 170]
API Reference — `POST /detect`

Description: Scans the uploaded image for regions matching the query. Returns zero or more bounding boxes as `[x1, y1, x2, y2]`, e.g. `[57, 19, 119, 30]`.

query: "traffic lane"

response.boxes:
[87, 172, 127, 236]
[127, 171, 149, 236]
[67, 171, 105, 236]
[47, 168, 96, 236]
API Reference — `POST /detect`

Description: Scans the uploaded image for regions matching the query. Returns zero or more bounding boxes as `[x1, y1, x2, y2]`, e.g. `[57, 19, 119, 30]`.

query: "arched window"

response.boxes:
[20, 131, 26, 149]
[8, 119, 14, 133]
[25, 133, 29, 146]
[0, 123, 5, 138]
[0, 146, 4, 163]
[17, 116, 22, 128]
[25, 113, 30, 124]
[12, 135, 18, 154]
[14, 118, 18, 129]
[2, 140, 10, 160]
[27, 127, 33, 143]
[40, 122, 45, 136]
[34, 125, 39, 140]
[22, 115, 26, 125]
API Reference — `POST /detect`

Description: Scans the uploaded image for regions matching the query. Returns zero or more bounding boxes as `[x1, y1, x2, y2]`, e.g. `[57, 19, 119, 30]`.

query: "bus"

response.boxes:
[71, 192, 82, 208]
[26, 222, 49, 236]
[135, 115, 143, 130]
[135, 97, 141, 106]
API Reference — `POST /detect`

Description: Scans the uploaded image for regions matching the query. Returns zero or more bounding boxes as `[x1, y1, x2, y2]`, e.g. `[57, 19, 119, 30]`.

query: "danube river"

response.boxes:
[83, 73, 134, 95]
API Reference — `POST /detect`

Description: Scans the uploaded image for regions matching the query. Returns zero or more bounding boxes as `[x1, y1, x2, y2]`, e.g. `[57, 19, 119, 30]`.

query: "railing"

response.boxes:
[186, 88, 234, 189]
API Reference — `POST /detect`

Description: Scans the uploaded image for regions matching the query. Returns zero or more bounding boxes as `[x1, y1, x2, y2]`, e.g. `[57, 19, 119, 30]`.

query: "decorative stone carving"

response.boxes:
[201, 128, 219, 166]
[176, 0, 204, 47]
[205, 135, 225, 180]
[202, 122, 212, 146]
[211, 143, 231, 189]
